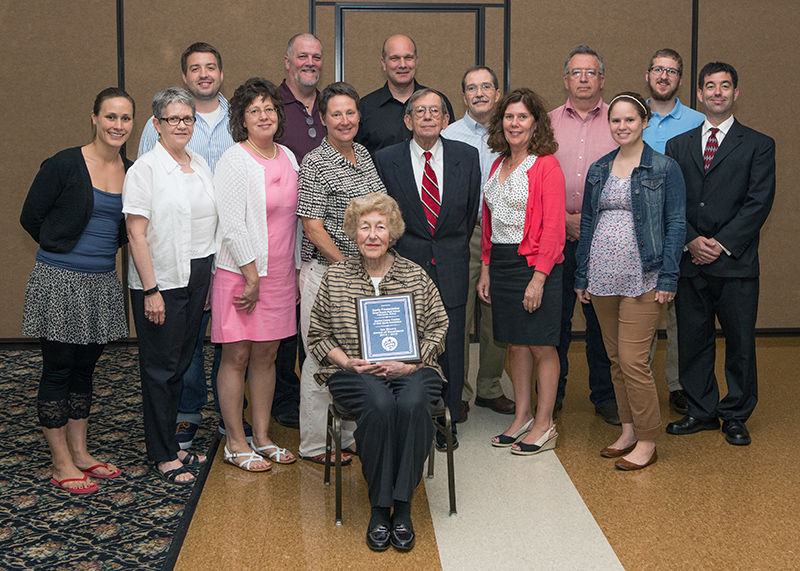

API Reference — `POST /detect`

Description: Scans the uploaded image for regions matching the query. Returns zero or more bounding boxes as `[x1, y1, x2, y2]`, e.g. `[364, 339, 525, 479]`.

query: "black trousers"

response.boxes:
[37, 339, 105, 428]
[427, 264, 466, 421]
[131, 256, 212, 462]
[327, 368, 442, 508]
[271, 304, 302, 416]
[676, 273, 759, 421]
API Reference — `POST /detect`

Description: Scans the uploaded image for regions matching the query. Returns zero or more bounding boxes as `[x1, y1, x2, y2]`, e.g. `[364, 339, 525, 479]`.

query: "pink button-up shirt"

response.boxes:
[549, 99, 618, 214]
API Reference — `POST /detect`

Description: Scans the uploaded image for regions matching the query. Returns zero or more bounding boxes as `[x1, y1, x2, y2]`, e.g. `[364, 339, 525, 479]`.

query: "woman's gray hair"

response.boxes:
[343, 193, 405, 246]
[151, 87, 196, 119]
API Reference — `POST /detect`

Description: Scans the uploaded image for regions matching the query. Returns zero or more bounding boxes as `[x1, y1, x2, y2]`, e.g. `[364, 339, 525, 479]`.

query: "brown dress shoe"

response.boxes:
[474, 395, 516, 414]
[600, 442, 637, 458]
[614, 450, 657, 471]
[456, 401, 469, 423]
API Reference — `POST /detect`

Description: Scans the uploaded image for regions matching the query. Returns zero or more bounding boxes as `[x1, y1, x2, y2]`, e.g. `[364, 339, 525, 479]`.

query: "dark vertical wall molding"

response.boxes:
[504, 0, 510, 91]
[116, 0, 130, 327]
[690, 0, 699, 107]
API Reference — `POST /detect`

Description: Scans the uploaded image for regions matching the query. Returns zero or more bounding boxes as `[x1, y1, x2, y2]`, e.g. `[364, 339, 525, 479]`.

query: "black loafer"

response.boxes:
[722, 419, 751, 446]
[435, 430, 459, 452]
[390, 523, 415, 551]
[666, 415, 720, 435]
[595, 402, 621, 426]
[668, 390, 689, 415]
[273, 411, 300, 429]
[366, 524, 391, 551]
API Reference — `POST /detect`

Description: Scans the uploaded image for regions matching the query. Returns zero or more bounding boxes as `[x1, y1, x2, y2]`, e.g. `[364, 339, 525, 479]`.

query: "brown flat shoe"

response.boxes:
[600, 442, 637, 458]
[615, 450, 657, 471]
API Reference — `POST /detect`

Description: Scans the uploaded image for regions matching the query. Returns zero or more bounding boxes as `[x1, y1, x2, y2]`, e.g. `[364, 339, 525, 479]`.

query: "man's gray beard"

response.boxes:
[295, 72, 320, 88]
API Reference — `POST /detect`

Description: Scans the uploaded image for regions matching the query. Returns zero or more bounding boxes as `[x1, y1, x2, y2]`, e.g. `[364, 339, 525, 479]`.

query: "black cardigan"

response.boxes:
[20, 147, 133, 253]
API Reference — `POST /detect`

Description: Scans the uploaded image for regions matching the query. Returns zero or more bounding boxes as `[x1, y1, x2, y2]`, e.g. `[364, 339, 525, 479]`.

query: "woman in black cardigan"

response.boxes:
[20, 87, 135, 494]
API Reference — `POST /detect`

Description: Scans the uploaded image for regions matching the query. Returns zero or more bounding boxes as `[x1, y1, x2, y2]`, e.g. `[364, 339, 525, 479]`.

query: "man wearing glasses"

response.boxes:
[356, 35, 454, 155]
[643, 49, 705, 416]
[278, 33, 327, 161]
[137, 42, 236, 451]
[549, 45, 619, 425]
[374, 88, 481, 448]
[441, 66, 514, 422]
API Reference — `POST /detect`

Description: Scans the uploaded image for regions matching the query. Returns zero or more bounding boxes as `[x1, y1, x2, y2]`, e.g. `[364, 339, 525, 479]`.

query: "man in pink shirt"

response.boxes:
[549, 45, 619, 424]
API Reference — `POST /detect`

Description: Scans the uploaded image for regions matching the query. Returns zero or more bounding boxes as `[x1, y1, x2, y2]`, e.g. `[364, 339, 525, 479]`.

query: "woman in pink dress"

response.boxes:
[212, 78, 300, 471]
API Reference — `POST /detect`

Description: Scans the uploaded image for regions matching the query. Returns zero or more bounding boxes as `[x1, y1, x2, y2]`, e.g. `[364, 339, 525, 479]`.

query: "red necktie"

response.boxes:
[704, 127, 719, 172]
[421, 151, 440, 234]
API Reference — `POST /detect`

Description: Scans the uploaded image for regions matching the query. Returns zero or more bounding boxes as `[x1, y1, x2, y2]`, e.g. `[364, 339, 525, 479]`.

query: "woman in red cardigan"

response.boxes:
[477, 88, 566, 455]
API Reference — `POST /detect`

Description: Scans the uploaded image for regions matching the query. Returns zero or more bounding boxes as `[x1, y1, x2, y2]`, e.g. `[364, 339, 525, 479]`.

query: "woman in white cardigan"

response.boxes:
[212, 78, 300, 471]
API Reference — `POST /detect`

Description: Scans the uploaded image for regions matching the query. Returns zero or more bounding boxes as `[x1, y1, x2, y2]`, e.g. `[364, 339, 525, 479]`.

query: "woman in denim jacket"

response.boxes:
[575, 92, 685, 471]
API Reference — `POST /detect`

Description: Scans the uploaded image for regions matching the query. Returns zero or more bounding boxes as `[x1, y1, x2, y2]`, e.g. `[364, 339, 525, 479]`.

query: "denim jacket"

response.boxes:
[574, 143, 686, 293]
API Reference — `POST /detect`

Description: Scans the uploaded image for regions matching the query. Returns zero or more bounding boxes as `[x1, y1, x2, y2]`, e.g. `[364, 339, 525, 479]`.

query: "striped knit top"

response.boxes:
[308, 252, 449, 385]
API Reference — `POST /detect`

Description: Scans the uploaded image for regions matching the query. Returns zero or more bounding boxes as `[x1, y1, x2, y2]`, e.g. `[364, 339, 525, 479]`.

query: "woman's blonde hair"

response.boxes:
[343, 193, 405, 245]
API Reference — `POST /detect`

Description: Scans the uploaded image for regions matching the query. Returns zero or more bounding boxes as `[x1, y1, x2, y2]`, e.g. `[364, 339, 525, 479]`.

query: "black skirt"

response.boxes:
[489, 244, 562, 346]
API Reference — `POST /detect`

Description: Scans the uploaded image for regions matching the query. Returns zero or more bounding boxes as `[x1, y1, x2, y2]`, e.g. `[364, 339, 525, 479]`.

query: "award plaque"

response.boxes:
[356, 294, 421, 362]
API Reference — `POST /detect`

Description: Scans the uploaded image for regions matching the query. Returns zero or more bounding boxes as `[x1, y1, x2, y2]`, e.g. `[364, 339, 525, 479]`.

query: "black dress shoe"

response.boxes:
[669, 390, 689, 415]
[666, 415, 720, 435]
[722, 420, 751, 446]
[390, 522, 415, 551]
[366, 524, 391, 551]
[435, 430, 459, 452]
[273, 411, 300, 429]
[595, 402, 621, 426]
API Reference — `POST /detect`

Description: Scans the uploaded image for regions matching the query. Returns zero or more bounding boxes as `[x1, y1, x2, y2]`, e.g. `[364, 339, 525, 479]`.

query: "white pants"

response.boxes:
[299, 260, 355, 457]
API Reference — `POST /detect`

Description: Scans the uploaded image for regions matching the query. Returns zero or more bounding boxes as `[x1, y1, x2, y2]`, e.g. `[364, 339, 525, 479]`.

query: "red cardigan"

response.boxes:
[481, 154, 566, 275]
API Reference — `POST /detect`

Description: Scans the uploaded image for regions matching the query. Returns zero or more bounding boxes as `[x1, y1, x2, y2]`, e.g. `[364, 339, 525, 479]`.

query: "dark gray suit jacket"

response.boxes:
[374, 137, 480, 308]
[665, 119, 775, 278]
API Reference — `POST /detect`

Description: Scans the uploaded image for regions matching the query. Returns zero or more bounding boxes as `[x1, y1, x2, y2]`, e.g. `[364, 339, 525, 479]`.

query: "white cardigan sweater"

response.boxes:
[213, 142, 299, 275]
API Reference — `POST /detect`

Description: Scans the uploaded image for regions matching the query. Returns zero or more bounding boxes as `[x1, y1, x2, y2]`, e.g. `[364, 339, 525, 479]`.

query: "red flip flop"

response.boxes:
[80, 463, 123, 479]
[50, 474, 99, 495]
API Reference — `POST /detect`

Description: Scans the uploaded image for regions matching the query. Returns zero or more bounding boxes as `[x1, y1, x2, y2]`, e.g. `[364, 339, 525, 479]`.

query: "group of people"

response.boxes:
[21, 34, 775, 552]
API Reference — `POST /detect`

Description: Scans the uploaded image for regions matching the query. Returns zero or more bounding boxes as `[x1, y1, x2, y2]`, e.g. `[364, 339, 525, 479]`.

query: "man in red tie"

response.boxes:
[374, 88, 481, 448]
[665, 62, 776, 446]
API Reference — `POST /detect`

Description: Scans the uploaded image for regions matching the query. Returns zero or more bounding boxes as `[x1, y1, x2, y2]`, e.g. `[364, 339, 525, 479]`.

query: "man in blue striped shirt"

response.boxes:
[442, 66, 515, 421]
[137, 42, 235, 450]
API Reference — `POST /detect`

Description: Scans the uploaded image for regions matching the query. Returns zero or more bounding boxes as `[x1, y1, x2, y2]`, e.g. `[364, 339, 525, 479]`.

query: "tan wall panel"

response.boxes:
[124, 1, 311, 159]
[0, 1, 118, 338]
[698, 2, 798, 328]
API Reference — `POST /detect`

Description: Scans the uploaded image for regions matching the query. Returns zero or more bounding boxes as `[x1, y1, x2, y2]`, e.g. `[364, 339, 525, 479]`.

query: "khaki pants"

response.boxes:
[592, 291, 663, 441]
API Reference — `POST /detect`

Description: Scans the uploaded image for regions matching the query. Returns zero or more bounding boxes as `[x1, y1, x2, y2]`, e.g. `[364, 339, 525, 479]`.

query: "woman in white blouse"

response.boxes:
[123, 87, 217, 485]
[211, 78, 299, 472]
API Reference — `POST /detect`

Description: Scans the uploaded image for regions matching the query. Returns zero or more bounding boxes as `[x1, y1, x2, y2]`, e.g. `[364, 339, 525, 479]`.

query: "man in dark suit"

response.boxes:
[374, 88, 481, 448]
[665, 62, 775, 446]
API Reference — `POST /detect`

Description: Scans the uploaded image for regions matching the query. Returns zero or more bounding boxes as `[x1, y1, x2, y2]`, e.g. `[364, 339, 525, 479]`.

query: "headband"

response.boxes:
[609, 94, 649, 115]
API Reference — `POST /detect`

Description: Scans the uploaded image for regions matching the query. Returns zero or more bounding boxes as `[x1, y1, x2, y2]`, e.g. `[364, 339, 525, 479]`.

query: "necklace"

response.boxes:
[247, 139, 278, 160]
[505, 154, 526, 170]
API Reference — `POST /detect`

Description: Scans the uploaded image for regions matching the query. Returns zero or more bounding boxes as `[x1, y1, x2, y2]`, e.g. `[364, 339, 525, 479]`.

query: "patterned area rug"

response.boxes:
[0, 347, 218, 570]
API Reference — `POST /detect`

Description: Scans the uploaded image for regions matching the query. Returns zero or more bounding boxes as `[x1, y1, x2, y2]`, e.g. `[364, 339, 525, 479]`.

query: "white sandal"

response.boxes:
[224, 444, 271, 472]
[251, 442, 297, 465]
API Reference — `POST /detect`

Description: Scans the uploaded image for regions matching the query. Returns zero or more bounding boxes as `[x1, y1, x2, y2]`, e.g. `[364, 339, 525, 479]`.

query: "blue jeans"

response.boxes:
[556, 240, 615, 408]
[177, 310, 210, 424]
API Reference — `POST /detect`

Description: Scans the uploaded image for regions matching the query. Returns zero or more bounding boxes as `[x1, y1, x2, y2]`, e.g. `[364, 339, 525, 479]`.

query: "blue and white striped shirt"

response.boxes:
[136, 93, 234, 174]
[442, 112, 498, 219]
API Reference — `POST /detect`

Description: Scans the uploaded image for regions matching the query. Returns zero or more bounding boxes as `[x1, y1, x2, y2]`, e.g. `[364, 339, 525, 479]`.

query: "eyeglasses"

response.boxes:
[649, 66, 680, 77]
[465, 83, 496, 95]
[412, 106, 442, 118]
[246, 107, 277, 118]
[567, 69, 599, 79]
[159, 115, 196, 126]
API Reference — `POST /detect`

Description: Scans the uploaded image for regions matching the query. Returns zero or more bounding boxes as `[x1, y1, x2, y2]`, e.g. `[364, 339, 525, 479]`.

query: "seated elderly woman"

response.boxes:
[307, 193, 448, 552]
